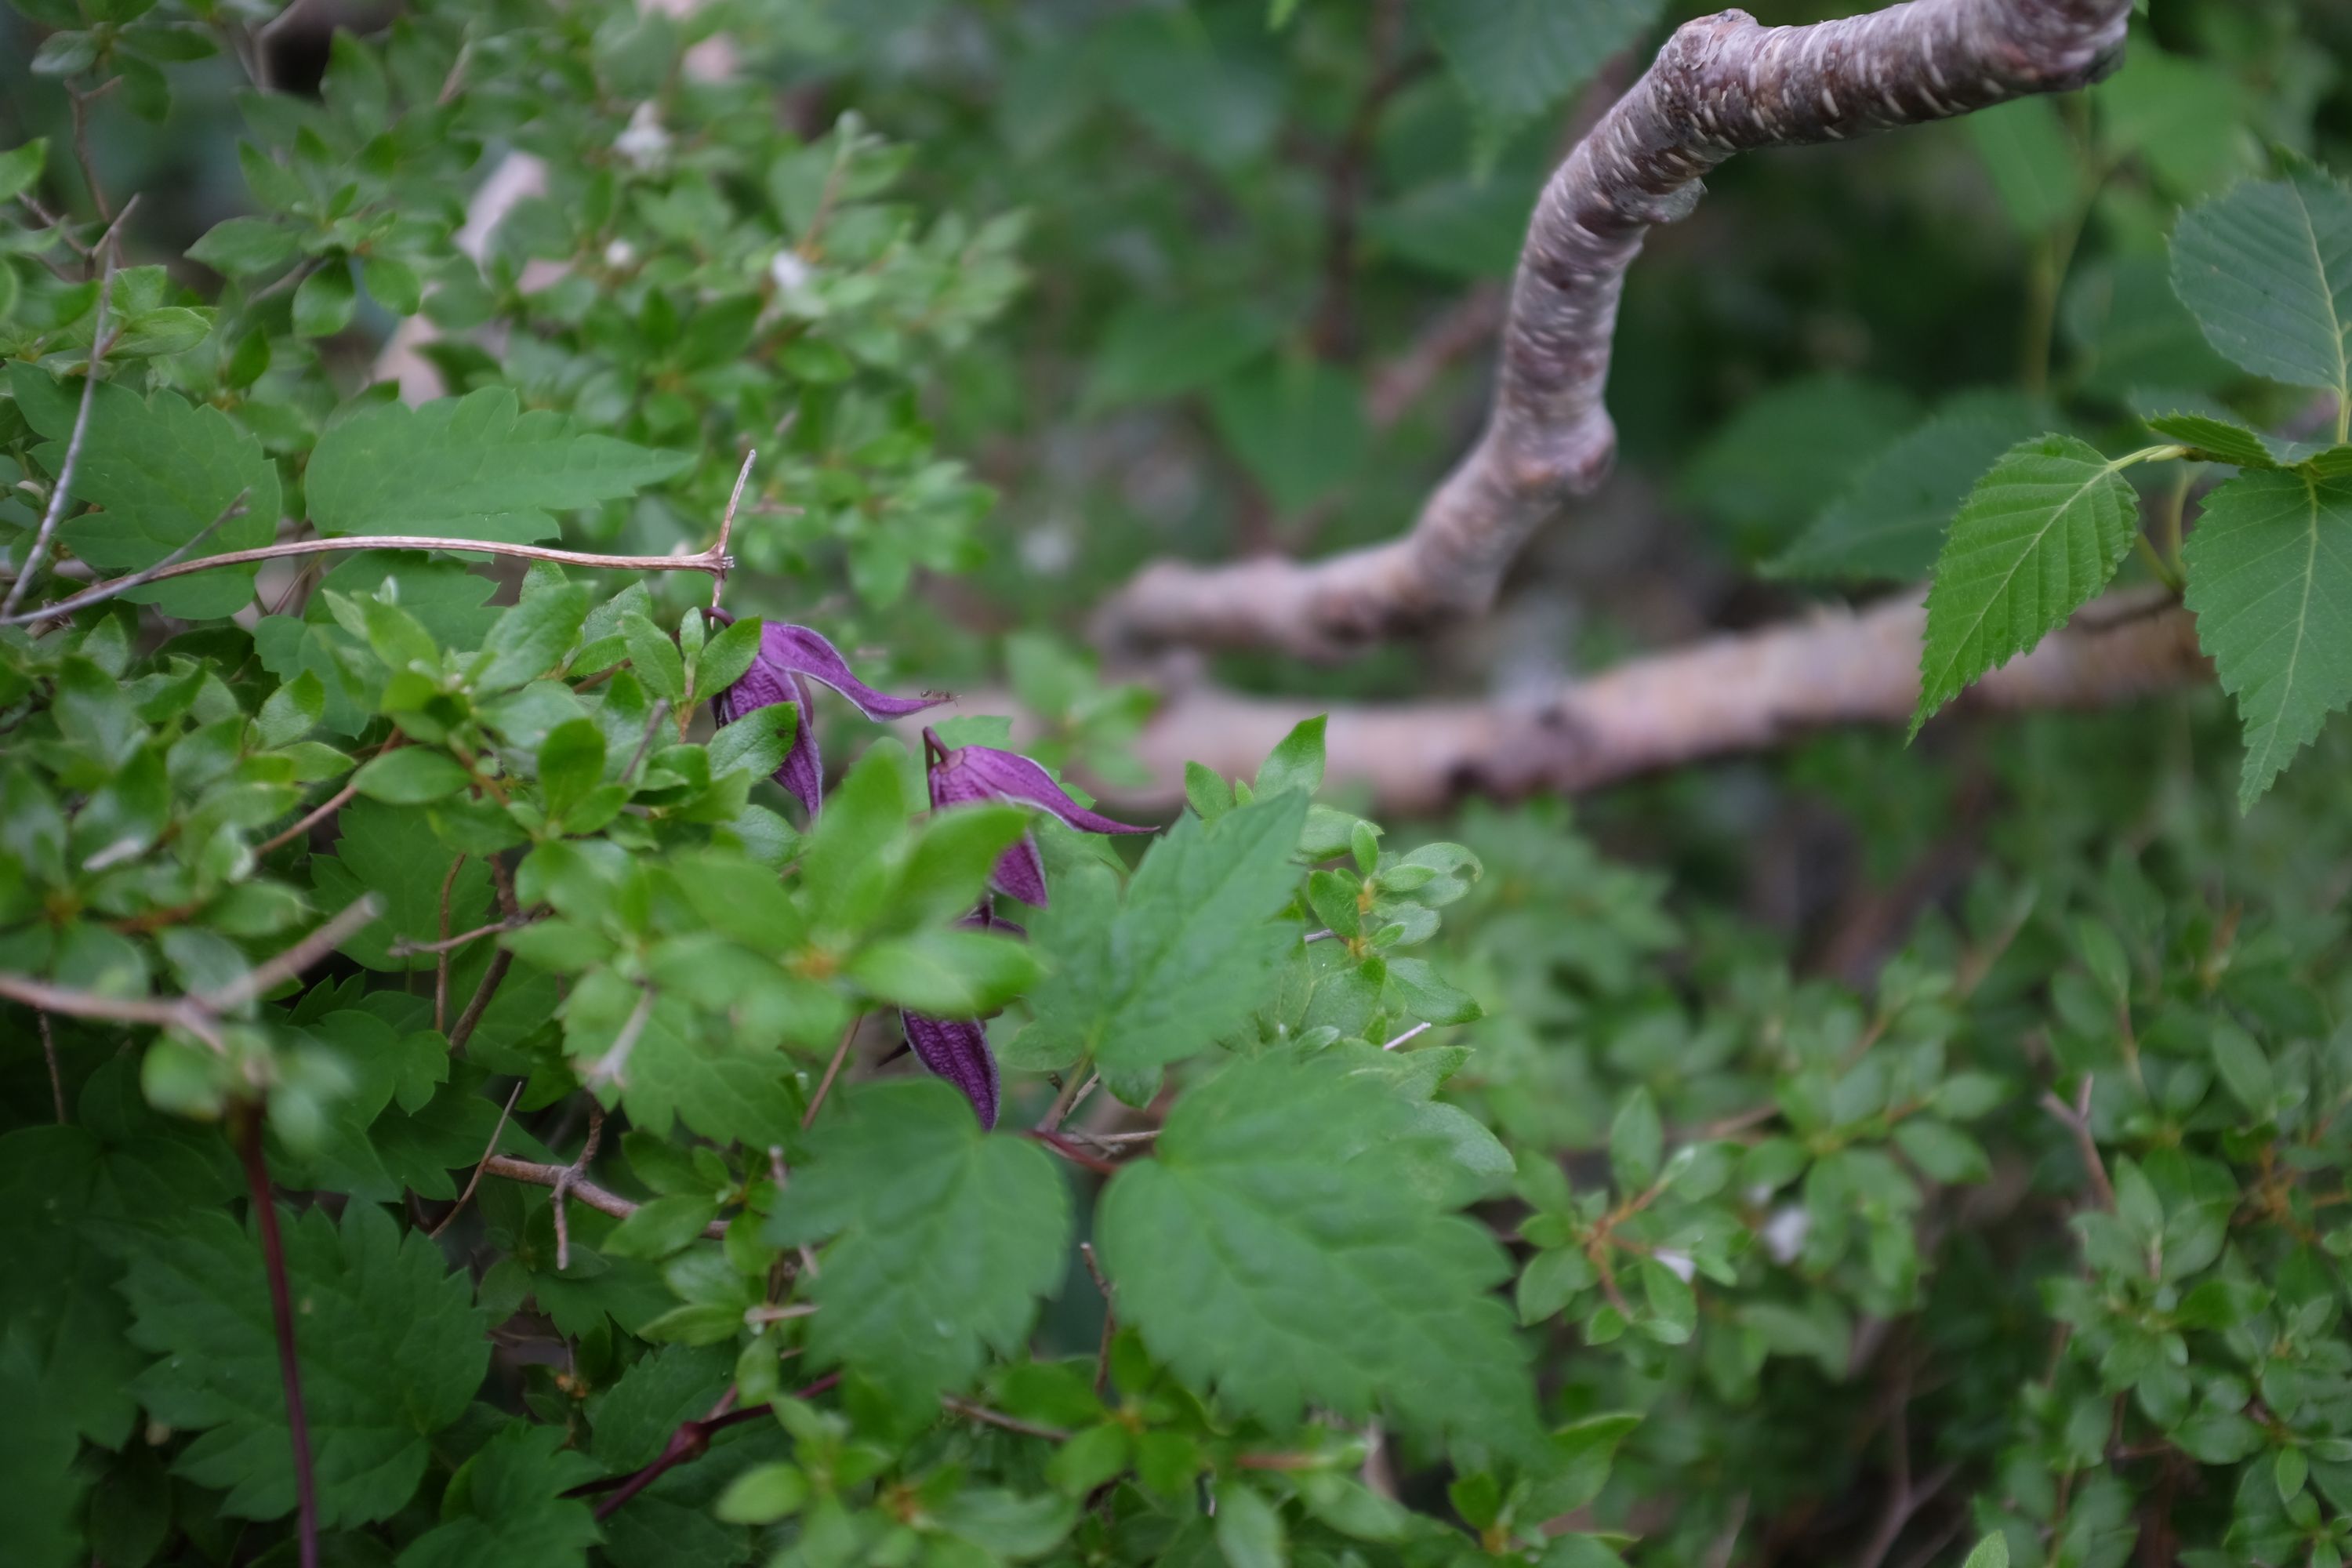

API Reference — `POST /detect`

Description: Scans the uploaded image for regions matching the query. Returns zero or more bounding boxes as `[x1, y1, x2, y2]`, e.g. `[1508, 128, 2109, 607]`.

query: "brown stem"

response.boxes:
[255, 739, 401, 858]
[444, 949, 512, 1054]
[941, 1396, 1070, 1442]
[434, 856, 466, 1034]
[2041, 1076, 2118, 1212]
[67, 532, 737, 600]
[426, 1080, 524, 1240]
[0, 492, 248, 629]
[477, 1154, 730, 1239]
[1029, 1129, 1120, 1177]
[590, 1373, 842, 1522]
[802, 1015, 862, 1130]
[238, 1105, 318, 1568]
[39, 1012, 66, 1123]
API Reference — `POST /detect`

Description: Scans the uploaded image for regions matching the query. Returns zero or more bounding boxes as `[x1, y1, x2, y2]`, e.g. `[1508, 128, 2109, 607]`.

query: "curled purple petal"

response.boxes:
[989, 836, 1050, 908]
[931, 742, 1154, 836]
[902, 1011, 1000, 1129]
[763, 625, 946, 720]
[775, 676, 824, 816]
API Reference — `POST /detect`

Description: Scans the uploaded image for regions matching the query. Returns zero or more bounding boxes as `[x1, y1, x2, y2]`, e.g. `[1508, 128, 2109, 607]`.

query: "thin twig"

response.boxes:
[1080, 1240, 1115, 1398]
[387, 913, 537, 958]
[3, 201, 137, 618]
[941, 1396, 1069, 1443]
[434, 856, 466, 1034]
[255, 739, 401, 857]
[208, 898, 383, 1012]
[1036, 1067, 1096, 1133]
[428, 1079, 524, 1240]
[586, 989, 656, 1090]
[590, 1372, 843, 1523]
[40, 1012, 65, 1123]
[1381, 1022, 1432, 1051]
[480, 1154, 731, 1236]
[238, 1105, 319, 1568]
[65, 85, 114, 224]
[711, 448, 756, 608]
[64, 531, 737, 597]
[624, 699, 672, 781]
[2040, 1076, 2117, 1212]
[550, 1106, 607, 1272]
[802, 1015, 861, 1130]
[1029, 1129, 1119, 1176]
[0, 493, 249, 628]
[445, 948, 512, 1054]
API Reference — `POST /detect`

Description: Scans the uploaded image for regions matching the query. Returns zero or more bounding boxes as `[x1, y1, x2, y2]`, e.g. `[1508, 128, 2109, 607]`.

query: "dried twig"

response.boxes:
[57, 531, 738, 599]
[2041, 1076, 2118, 1213]
[942, 1396, 1070, 1443]
[3, 198, 139, 619]
[711, 448, 756, 608]
[480, 1152, 731, 1238]
[802, 1015, 862, 1130]
[428, 1079, 524, 1240]
[40, 1012, 65, 1123]
[550, 1106, 606, 1271]
[589, 1373, 843, 1523]
[0, 492, 249, 628]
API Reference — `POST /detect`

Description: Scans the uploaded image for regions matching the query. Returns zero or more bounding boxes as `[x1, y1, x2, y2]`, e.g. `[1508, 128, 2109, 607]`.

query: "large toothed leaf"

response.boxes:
[1912, 435, 2142, 734]
[2169, 169, 2352, 398]
[9, 362, 279, 618]
[2182, 469, 2352, 809]
[394, 1425, 601, 1568]
[307, 387, 691, 543]
[768, 1081, 1072, 1416]
[120, 1202, 489, 1527]
[1769, 394, 2045, 582]
[1008, 789, 1308, 1080]
[1097, 1053, 1537, 1459]
[1410, 0, 1663, 151]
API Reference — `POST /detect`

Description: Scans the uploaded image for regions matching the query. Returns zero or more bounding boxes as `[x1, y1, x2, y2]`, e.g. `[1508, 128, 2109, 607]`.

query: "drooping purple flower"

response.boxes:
[901, 908, 1025, 1129]
[707, 612, 945, 815]
[922, 728, 1152, 907]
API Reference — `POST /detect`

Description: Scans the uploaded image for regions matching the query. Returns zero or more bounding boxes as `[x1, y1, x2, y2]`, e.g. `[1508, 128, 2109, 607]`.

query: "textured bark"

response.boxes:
[965, 591, 2198, 816]
[1094, 0, 2132, 660]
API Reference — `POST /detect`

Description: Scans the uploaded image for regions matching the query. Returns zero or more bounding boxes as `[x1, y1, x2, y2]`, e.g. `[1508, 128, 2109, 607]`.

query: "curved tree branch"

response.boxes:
[1092, 0, 2132, 661]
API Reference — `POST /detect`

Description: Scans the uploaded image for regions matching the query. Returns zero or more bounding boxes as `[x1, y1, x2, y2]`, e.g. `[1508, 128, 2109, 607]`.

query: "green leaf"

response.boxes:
[308, 388, 691, 545]
[2180, 469, 2352, 808]
[190, 216, 303, 279]
[845, 928, 1041, 1016]
[395, 1425, 601, 1568]
[1013, 790, 1308, 1077]
[473, 585, 590, 693]
[769, 1080, 1073, 1413]
[692, 613, 764, 701]
[352, 748, 472, 805]
[1080, 300, 1277, 412]
[1961, 1531, 2011, 1568]
[1097, 1053, 1537, 1457]
[1608, 1087, 1662, 1193]
[1892, 1119, 1991, 1183]
[121, 1202, 489, 1526]
[7, 363, 279, 618]
[1769, 394, 2046, 581]
[2142, 411, 2282, 469]
[1410, 0, 1661, 151]
[1089, 11, 1282, 173]
[539, 719, 608, 823]
[256, 671, 325, 748]
[0, 140, 46, 205]
[2171, 169, 2352, 399]
[2208, 1018, 2277, 1115]
[293, 261, 358, 338]
[1214, 1485, 1284, 1568]
[1678, 375, 1921, 557]
[1521, 1412, 1640, 1519]
[1210, 360, 1367, 514]
[1253, 715, 1326, 801]
[310, 800, 492, 972]
[620, 613, 685, 706]
[707, 703, 798, 782]
[1912, 435, 2143, 735]
[1965, 98, 2080, 236]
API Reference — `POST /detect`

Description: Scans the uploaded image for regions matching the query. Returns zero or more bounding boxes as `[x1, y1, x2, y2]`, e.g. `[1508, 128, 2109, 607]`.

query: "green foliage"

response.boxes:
[1913, 435, 2144, 733]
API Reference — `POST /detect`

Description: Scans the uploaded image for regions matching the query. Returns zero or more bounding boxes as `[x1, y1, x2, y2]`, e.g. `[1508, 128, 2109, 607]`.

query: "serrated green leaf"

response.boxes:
[310, 800, 492, 972]
[2171, 169, 2352, 399]
[1097, 1053, 1536, 1457]
[473, 586, 590, 694]
[121, 1202, 489, 1527]
[1410, 0, 1661, 151]
[1913, 435, 2143, 734]
[7, 363, 278, 618]
[769, 1080, 1072, 1413]
[1965, 97, 2080, 237]
[1013, 790, 1307, 1076]
[2143, 411, 2283, 469]
[395, 1425, 601, 1568]
[2181, 469, 2352, 808]
[1769, 394, 2046, 581]
[308, 388, 691, 545]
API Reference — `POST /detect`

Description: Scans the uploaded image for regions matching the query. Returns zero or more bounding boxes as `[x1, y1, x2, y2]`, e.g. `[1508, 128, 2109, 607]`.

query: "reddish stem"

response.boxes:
[238, 1106, 319, 1568]
[587, 1372, 842, 1522]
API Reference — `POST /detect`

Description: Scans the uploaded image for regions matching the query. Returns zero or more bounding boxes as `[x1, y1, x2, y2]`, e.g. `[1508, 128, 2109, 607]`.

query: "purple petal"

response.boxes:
[956, 746, 1154, 835]
[775, 676, 823, 816]
[928, 756, 999, 811]
[902, 1011, 1000, 1129]
[765, 625, 945, 720]
[989, 835, 1050, 908]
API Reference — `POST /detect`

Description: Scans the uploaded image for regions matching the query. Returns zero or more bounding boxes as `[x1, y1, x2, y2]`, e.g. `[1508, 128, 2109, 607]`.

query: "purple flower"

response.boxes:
[706, 613, 944, 815]
[901, 908, 1025, 1129]
[922, 728, 1152, 908]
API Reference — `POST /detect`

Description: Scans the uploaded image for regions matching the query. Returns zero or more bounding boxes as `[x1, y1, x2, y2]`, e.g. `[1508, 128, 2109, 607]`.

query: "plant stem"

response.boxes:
[588, 1374, 842, 1522]
[238, 1105, 319, 1568]
[802, 1015, 862, 1130]
[56, 530, 739, 604]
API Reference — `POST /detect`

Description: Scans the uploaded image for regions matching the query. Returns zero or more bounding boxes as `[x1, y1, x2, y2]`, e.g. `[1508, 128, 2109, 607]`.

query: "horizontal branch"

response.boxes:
[61, 533, 732, 601]
[1094, 0, 2130, 660]
[479, 1154, 731, 1239]
[906, 590, 2201, 817]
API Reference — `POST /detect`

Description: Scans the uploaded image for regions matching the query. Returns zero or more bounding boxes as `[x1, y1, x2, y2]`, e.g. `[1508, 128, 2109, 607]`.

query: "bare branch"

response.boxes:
[1094, 0, 2131, 659]
[60, 531, 736, 601]
[480, 1153, 730, 1238]
[0, 492, 251, 628]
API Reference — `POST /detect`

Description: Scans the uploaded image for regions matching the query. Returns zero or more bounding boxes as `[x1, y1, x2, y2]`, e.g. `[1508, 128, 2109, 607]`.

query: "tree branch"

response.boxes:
[1093, 0, 2131, 659]
[477, 1153, 731, 1240]
[238, 1104, 320, 1568]
[57, 532, 735, 601]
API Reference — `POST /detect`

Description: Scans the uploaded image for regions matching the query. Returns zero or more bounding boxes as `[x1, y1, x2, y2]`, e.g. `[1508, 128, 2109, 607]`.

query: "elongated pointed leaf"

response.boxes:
[1913, 435, 2142, 734]
[2170, 169, 2352, 397]
[2182, 469, 2352, 808]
